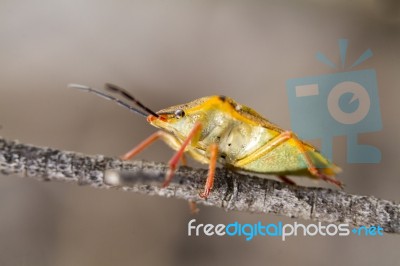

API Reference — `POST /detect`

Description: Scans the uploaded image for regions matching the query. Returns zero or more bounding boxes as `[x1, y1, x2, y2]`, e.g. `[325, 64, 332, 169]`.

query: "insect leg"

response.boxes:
[121, 130, 190, 161]
[163, 122, 202, 188]
[277, 175, 296, 186]
[121, 131, 169, 160]
[199, 143, 218, 199]
[289, 135, 343, 188]
[180, 154, 188, 166]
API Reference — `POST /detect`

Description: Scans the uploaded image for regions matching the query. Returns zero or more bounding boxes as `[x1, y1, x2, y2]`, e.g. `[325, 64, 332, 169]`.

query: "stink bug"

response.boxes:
[69, 84, 343, 198]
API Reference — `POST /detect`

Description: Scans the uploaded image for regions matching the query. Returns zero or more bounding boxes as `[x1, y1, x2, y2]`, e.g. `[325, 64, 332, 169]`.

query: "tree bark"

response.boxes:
[0, 137, 399, 234]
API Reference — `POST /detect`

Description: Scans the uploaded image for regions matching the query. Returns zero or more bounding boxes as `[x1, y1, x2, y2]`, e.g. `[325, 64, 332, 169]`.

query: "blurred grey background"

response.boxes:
[0, 0, 399, 265]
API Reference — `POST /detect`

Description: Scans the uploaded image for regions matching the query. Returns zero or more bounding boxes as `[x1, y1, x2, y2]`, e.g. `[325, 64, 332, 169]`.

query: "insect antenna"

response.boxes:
[105, 83, 159, 117]
[68, 84, 149, 117]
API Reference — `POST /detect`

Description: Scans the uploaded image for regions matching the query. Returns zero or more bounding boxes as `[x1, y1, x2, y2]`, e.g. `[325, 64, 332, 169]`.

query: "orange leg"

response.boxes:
[199, 143, 218, 199]
[314, 172, 343, 188]
[180, 154, 187, 166]
[163, 122, 202, 188]
[289, 134, 343, 188]
[120, 131, 165, 160]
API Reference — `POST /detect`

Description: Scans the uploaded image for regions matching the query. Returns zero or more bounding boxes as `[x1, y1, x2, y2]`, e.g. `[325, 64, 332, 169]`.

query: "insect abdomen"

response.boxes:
[199, 111, 278, 164]
[236, 139, 340, 176]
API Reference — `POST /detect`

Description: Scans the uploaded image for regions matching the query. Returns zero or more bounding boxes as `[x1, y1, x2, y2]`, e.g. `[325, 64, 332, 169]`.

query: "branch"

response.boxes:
[0, 136, 399, 234]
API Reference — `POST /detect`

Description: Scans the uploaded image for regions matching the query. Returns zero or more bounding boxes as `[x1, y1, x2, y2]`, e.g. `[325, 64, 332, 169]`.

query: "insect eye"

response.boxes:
[174, 109, 185, 119]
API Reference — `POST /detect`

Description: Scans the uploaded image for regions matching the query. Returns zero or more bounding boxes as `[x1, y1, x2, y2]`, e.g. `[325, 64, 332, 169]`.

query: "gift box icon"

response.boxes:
[286, 39, 382, 163]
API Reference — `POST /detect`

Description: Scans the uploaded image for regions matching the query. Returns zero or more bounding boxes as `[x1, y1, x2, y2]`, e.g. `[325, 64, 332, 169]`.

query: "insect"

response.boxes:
[69, 83, 343, 198]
